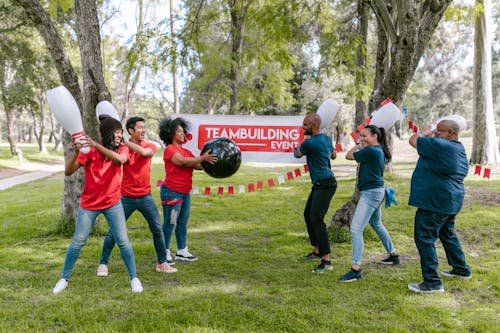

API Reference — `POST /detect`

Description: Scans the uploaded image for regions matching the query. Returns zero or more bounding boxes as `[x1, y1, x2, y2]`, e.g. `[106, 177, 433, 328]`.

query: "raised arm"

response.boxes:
[124, 139, 155, 157]
[169, 150, 217, 170]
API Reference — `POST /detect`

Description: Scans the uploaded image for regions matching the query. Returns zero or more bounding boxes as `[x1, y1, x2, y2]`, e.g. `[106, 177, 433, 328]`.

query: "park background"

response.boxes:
[0, 0, 499, 332]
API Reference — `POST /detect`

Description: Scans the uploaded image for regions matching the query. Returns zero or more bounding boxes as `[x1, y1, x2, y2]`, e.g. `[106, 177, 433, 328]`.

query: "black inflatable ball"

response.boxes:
[200, 137, 242, 178]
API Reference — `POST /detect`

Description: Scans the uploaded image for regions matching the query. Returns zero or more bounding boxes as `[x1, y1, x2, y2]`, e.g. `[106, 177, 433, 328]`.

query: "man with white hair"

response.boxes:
[407, 119, 471, 293]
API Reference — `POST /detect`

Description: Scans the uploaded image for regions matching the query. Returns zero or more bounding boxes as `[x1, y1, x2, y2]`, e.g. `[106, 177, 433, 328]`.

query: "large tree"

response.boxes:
[330, 0, 453, 228]
[14, 0, 111, 228]
[470, 0, 499, 164]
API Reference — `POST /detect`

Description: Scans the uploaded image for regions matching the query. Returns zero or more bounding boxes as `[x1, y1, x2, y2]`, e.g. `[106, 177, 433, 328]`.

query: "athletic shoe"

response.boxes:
[130, 278, 143, 293]
[311, 260, 333, 273]
[441, 270, 472, 280]
[304, 252, 322, 261]
[52, 279, 68, 294]
[166, 249, 175, 265]
[156, 263, 178, 273]
[175, 247, 198, 262]
[380, 254, 400, 265]
[339, 268, 362, 282]
[408, 282, 444, 294]
[96, 264, 108, 277]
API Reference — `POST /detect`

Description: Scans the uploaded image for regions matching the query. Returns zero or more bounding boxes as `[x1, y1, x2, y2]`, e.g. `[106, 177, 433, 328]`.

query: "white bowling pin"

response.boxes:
[370, 102, 403, 130]
[46, 86, 90, 153]
[317, 99, 340, 130]
[96, 101, 120, 122]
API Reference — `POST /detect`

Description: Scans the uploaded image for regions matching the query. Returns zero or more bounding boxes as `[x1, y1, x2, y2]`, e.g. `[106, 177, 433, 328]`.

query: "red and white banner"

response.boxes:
[174, 114, 307, 164]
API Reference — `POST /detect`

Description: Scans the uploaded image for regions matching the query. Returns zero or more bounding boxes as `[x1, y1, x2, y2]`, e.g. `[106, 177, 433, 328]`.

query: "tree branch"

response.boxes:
[370, 0, 398, 44]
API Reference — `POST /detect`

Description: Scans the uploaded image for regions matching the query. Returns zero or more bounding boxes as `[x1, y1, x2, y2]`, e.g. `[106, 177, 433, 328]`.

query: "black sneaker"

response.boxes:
[408, 282, 444, 294]
[311, 260, 333, 273]
[380, 254, 400, 265]
[339, 268, 362, 282]
[441, 270, 472, 280]
[304, 252, 322, 261]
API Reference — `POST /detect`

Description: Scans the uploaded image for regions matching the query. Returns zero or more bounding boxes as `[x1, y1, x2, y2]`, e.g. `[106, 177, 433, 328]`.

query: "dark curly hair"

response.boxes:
[363, 125, 391, 163]
[158, 117, 191, 145]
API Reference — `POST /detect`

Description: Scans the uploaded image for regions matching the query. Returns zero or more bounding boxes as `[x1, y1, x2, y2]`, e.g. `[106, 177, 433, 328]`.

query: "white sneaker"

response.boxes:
[53, 279, 68, 294]
[175, 247, 198, 262]
[130, 278, 143, 293]
[96, 264, 108, 277]
[166, 249, 175, 265]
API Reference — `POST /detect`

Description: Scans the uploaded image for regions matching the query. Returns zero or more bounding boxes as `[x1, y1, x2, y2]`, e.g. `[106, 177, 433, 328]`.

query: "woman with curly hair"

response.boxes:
[158, 117, 217, 263]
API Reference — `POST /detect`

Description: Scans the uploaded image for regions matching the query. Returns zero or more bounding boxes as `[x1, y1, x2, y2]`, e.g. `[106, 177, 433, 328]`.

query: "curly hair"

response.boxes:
[158, 117, 191, 145]
[363, 125, 391, 163]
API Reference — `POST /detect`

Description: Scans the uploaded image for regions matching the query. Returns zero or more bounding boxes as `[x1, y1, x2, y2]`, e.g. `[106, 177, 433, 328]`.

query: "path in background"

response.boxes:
[0, 161, 64, 191]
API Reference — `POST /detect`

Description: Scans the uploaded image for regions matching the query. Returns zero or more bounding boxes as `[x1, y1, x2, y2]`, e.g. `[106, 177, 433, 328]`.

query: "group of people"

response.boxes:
[53, 115, 216, 294]
[52, 110, 471, 295]
[295, 113, 471, 294]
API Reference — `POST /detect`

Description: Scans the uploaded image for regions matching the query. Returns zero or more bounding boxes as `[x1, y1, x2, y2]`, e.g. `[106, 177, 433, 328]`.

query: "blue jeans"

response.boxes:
[160, 185, 191, 250]
[414, 208, 471, 288]
[100, 194, 167, 265]
[304, 177, 337, 256]
[61, 201, 137, 280]
[350, 187, 395, 265]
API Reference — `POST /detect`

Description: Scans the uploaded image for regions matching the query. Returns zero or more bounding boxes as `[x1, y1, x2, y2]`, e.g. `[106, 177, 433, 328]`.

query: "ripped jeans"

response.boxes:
[160, 184, 191, 250]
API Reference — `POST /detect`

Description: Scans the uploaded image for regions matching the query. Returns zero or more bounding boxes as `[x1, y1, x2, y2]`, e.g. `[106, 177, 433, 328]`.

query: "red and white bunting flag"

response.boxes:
[364, 118, 371, 125]
[304, 165, 309, 173]
[267, 179, 275, 187]
[228, 186, 234, 195]
[294, 168, 302, 177]
[217, 187, 224, 195]
[156, 180, 163, 187]
[408, 121, 414, 130]
[204, 187, 211, 195]
[287, 171, 294, 180]
[278, 175, 285, 184]
[257, 181, 263, 190]
[350, 132, 358, 141]
[335, 143, 343, 152]
[248, 183, 255, 192]
[192, 186, 200, 195]
[238, 185, 245, 194]
[474, 165, 482, 175]
[483, 168, 491, 179]
[357, 124, 364, 132]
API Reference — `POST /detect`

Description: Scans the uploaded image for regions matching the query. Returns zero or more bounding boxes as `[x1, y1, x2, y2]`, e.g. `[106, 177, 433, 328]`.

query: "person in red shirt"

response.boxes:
[96, 117, 177, 276]
[53, 116, 143, 294]
[158, 117, 217, 262]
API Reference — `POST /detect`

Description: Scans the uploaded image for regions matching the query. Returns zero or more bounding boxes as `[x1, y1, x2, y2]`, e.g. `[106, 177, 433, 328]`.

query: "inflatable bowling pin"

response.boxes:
[370, 102, 403, 130]
[317, 99, 340, 130]
[46, 86, 90, 154]
[96, 100, 120, 122]
[435, 114, 467, 132]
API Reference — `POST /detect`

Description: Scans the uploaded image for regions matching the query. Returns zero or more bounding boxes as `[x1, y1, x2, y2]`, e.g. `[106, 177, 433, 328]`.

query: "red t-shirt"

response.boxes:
[163, 145, 194, 194]
[122, 141, 157, 198]
[77, 145, 129, 210]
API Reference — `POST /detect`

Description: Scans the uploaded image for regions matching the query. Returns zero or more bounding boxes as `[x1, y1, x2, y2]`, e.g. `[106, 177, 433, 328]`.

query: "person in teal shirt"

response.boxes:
[339, 125, 399, 282]
[294, 113, 337, 273]
[407, 119, 471, 294]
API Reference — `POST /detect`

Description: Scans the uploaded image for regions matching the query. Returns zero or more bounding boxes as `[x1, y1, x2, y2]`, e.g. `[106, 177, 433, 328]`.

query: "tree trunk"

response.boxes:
[13, 0, 84, 223]
[74, 0, 110, 139]
[229, 1, 250, 114]
[5, 106, 20, 156]
[354, 0, 369, 127]
[170, 0, 180, 114]
[471, 0, 499, 164]
[330, 0, 452, 230]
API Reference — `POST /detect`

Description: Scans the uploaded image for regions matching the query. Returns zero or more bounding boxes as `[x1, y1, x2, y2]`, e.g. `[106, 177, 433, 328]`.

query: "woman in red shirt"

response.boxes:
[159, 118, 216, 262]
[53, 116, 142, 294]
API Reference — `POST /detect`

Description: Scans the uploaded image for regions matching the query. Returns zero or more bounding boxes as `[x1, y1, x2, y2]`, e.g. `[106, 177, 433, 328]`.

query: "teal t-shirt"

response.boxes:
[354, 145, 385, 191]
[299, 133, 334, 184]
[409, 137, 468, 215]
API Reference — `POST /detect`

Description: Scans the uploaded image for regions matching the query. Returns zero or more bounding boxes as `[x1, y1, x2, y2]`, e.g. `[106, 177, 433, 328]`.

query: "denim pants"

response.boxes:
[100, 194, 167, 265]
[61, 201, 137, 280]
[414, 208, 471, 288]
[160, 185, 191, 250]
[350, 187, 395, 266]
[304, 177, 337, 256]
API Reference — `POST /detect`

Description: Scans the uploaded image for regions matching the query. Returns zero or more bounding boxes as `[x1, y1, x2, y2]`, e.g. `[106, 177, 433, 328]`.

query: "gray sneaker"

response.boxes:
[408, 282, 444, 294]
[441, 270, 471, 280]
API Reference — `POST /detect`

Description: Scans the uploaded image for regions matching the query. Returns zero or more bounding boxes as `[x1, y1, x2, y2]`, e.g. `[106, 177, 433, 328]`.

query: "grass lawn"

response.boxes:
[0, 140, 499, 332]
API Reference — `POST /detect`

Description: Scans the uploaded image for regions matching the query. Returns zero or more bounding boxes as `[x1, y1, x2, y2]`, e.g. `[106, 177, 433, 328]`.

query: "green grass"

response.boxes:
[0, 144, 499, 332]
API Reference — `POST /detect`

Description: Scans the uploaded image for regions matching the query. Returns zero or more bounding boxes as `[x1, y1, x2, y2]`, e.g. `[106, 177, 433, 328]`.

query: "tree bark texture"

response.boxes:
[330, 0, 452, 231]
[170, 0, 180, 114]
[471, 0, 499, 164]
[354, 0, 369, 127]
